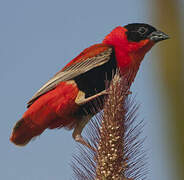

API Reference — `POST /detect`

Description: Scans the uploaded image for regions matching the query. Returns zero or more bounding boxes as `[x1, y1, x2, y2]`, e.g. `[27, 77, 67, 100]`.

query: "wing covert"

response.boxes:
[27, 44, 114, 107]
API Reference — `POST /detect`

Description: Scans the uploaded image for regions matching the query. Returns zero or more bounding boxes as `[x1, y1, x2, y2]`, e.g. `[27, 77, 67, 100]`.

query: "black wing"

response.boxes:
[27, 45, 115, 107]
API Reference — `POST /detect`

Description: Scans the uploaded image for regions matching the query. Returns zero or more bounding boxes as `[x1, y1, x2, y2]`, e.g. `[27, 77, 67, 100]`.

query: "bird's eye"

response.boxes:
[137, 27, 147, 34]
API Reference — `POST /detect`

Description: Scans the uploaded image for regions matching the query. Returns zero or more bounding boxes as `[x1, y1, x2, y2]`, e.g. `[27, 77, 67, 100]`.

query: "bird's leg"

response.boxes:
[72, 116, 96, 152]
[75, 90, 108, 105]
[74, 134, 97, 152]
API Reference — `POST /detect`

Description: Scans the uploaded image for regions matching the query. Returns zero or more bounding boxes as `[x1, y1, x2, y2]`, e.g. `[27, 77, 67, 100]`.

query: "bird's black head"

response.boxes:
[124, 23, 169, 43]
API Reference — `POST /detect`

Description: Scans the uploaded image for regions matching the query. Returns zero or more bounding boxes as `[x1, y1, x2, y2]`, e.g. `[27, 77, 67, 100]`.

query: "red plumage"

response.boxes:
[10, 24, 169, 146]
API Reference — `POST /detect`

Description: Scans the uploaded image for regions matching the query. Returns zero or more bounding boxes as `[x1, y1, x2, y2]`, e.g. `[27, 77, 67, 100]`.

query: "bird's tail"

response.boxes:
[10, 118, 45, 146]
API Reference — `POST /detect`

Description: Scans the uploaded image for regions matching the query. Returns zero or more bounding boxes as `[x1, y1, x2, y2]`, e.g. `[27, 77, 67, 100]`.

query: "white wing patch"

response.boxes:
[27, 48, 113, 107]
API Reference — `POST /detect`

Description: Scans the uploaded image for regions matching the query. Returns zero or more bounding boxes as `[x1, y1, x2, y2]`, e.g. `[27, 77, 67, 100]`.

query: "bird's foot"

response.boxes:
[75, 90, 108, 105]
[74, 134, 96, 152]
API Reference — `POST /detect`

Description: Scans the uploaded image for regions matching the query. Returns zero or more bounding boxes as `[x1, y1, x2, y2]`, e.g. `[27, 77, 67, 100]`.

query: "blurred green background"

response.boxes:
[0, 0, 183, 179]
[153, 0, 184, 179]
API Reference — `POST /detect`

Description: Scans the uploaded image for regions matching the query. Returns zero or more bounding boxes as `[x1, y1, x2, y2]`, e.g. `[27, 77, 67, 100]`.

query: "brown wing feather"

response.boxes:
[27, 44, 113, 107]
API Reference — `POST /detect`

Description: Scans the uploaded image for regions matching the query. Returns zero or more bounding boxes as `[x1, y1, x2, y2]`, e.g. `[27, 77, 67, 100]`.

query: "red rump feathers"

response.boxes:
[10, 23, 169, 146]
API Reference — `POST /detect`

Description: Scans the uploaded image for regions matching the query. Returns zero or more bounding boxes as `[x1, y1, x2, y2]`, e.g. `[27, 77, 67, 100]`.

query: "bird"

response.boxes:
[10, 23, 169, 149]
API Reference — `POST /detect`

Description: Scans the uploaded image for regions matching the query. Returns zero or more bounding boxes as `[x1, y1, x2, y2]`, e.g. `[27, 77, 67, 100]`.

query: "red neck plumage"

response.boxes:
[103, 26, 154, 83]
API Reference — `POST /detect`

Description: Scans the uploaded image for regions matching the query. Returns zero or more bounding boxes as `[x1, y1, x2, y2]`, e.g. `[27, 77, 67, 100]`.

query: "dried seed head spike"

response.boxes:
[71, 70, 147, 180]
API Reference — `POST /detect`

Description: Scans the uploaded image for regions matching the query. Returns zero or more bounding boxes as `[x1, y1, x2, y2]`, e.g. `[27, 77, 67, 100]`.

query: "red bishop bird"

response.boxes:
[10, 23, 169, 148]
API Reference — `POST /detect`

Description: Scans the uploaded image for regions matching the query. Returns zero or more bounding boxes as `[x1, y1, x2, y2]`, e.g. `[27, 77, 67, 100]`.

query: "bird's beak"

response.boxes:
[148, 30, 169, 42]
